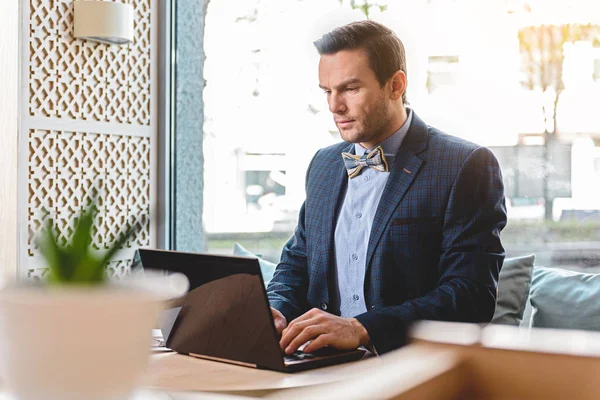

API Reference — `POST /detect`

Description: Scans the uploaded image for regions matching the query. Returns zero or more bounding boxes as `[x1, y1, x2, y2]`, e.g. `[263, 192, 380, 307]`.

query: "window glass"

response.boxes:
[201, 0, 600, 281]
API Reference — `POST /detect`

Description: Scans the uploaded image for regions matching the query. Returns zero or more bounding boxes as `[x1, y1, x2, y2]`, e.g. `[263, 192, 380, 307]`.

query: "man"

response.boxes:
[267, 20, 506, 355]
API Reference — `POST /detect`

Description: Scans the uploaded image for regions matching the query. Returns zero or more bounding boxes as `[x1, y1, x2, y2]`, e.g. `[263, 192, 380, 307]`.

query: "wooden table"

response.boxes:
[140, 323, 600, 400]
[141, 349, 373, 397]
[140, 346, 455, 398]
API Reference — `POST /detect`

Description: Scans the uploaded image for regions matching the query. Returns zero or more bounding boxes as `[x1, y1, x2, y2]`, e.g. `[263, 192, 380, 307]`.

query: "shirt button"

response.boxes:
[355, 212, 362, 219]
[364, 175, 370, 181]
[353, 294, 360, 301]
[351, 254, 358, 261]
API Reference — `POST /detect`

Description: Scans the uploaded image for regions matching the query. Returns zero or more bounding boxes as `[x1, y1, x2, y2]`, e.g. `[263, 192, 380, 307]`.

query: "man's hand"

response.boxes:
[279, 308, 370, 354]
[270, 307, 288, 335]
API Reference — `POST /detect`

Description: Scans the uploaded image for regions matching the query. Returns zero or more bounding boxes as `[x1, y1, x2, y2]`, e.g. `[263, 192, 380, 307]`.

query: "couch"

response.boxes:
[492, 254, 600, 331]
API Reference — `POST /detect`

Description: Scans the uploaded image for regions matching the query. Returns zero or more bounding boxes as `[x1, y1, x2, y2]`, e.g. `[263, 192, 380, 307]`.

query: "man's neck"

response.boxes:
[386, 106, 408, 139]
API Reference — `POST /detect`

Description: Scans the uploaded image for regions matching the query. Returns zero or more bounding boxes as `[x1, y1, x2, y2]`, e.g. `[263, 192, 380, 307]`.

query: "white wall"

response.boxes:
[0, 0, 19, 280]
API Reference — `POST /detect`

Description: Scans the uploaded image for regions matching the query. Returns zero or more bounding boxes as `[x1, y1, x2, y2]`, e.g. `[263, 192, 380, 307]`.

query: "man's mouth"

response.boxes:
[336, 119, 355, 128]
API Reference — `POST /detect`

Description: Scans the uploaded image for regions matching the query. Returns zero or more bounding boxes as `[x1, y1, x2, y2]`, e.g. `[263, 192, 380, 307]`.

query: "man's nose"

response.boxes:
[328, 94, 347, 114]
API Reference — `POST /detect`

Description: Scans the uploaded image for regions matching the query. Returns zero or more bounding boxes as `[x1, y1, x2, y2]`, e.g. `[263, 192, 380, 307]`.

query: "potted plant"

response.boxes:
[0, 203, 186, 400]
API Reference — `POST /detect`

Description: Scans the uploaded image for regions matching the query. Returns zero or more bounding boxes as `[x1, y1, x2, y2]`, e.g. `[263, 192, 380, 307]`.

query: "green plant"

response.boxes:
[339, 0, 388, 19]
[37, 203, 138, 285]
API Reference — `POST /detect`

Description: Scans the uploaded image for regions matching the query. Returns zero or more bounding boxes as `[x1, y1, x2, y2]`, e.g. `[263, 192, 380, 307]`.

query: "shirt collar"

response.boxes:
[354, 108, 413, 157]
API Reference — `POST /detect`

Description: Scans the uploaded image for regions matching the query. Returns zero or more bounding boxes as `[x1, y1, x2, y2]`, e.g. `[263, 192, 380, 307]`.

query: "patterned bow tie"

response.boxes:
[341, 146, 389, 179]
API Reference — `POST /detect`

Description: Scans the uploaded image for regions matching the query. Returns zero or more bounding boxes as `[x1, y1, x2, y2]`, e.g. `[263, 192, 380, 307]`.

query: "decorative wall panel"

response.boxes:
[28, 0, 150, 126]
[28, 259, 132, 280]
[22, 0, 156, 279]
[27, 128, 151, 251]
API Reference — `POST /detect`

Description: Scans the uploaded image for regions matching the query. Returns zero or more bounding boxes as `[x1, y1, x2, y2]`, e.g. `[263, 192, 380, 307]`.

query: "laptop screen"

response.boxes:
[131, 249, 285, 369]
[131, 249, 263, 290]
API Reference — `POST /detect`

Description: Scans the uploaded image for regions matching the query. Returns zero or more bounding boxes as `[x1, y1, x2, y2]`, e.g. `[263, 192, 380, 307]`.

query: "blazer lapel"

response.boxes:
[317, 143, 352, 301]
[365, 114, 429, 270]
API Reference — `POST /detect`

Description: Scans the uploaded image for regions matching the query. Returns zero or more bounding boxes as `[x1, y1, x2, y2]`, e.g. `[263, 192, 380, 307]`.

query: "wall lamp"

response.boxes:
[73, 1, 134, 45]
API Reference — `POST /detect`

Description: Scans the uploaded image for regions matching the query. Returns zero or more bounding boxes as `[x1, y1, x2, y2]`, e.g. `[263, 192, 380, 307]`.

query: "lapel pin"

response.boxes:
[403, 168, 412, 174]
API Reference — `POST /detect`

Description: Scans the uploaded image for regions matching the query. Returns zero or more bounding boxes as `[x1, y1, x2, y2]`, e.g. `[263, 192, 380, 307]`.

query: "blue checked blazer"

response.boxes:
[267, 112, 507, 354]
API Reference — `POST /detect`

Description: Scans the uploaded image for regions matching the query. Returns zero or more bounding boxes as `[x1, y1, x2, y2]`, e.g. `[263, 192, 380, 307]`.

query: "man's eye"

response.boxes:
[346, 87, 358, 92]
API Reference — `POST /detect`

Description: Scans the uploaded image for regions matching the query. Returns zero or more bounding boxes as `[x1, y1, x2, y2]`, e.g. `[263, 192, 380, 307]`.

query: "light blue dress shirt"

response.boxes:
[334, 109, 413, 318]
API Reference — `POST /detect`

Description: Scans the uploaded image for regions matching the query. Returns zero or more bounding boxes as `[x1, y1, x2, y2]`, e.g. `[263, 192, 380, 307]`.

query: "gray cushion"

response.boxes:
[530, 267, 600, 331]
[233, 243, 276, 286]
[491, 254, 536, 325]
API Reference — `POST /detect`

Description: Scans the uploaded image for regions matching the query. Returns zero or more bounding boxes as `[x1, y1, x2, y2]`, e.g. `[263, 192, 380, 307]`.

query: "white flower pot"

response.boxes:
[0, 286, 166, 400]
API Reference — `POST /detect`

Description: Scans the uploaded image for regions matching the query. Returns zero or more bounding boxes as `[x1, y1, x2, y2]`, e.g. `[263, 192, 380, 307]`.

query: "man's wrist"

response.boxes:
[350, 318, 370, 347]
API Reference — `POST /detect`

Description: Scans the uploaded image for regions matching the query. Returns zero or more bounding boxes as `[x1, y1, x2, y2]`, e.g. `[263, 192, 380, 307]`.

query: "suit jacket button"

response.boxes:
[320, 302, 328, 311]
[371, 306, 375, 309]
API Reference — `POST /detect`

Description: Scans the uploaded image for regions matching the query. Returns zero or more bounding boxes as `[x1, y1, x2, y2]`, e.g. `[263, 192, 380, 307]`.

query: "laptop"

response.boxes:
[131, 248, 365, 372]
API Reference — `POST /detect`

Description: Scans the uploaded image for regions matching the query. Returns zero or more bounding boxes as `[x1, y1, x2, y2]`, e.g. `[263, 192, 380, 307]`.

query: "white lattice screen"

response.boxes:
[21, 0, 156, 279]
[29, 0, 151, 125]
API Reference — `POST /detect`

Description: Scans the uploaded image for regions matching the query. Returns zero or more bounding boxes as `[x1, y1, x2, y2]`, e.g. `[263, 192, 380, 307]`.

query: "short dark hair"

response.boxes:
[314, 20, 408, 104]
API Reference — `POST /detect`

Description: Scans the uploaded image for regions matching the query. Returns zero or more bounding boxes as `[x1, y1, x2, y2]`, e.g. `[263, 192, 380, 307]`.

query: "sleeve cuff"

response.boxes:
[354, 311, 409, 354]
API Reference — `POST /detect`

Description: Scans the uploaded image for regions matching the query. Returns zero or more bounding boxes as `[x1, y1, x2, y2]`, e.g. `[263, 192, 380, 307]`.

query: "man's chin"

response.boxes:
[339, 131, 364, 144]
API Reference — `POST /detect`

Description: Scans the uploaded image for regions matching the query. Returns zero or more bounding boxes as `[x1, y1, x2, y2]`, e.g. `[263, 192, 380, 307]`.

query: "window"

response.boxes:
[426, 55, 460, 94]
[169, 0, 600, 302]
[428, 0, 458, 4]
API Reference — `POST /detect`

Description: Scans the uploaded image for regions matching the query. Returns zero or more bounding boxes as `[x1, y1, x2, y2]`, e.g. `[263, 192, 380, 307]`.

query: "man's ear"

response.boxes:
[389, 70, 407, 101]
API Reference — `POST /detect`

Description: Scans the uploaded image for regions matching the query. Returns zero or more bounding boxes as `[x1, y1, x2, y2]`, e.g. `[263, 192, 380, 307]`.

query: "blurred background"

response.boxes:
[199, 0, 600, 273]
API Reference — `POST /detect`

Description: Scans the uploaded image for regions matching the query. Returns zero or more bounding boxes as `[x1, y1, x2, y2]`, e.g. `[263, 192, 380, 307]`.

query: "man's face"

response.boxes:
[318, 48, 393, 148]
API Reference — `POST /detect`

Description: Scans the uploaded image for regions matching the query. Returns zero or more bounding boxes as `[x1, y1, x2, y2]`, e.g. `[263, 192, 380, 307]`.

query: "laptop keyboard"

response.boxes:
[287, 350, 316, 361]
[284, 346, 346, 362]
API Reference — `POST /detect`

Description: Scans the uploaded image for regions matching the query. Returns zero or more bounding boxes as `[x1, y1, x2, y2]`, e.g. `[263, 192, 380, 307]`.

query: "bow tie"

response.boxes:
[341, 146, 389, 179]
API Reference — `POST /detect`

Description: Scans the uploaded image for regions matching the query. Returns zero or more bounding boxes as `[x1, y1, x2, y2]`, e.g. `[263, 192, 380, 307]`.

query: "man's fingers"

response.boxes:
[270, 308, 287, 335]
[283, 325, 325, 354]
[274, 318, 286, 334]
[282, 317, 313, 338]
[279, 309, 332, 352]
[283, 309, 319, 330]
[302, 334, 332, 353]
[277, 310, 364, 353]
[280, 317, 319, 350]
[281, 309, 324, 337]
